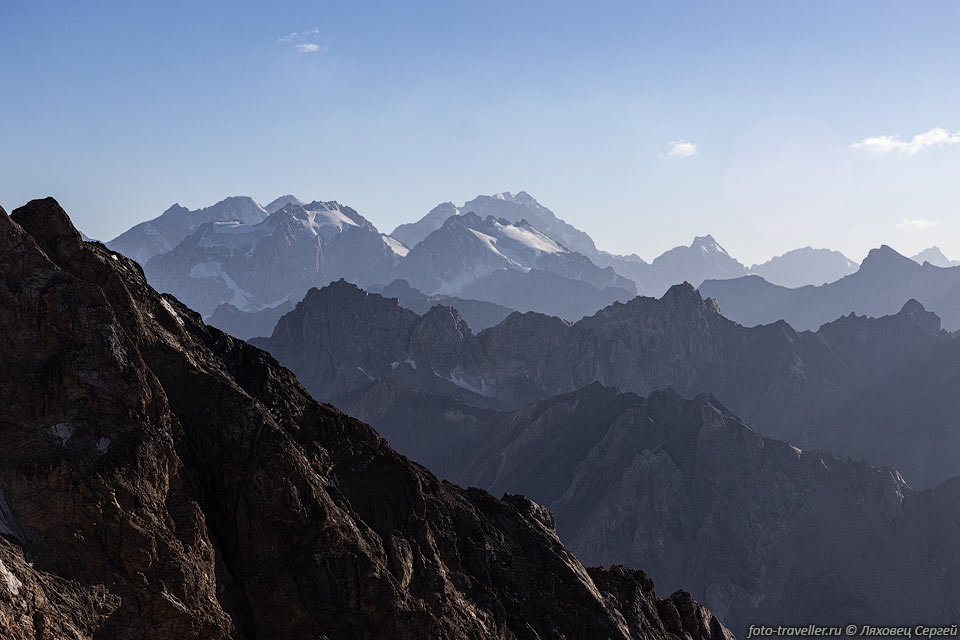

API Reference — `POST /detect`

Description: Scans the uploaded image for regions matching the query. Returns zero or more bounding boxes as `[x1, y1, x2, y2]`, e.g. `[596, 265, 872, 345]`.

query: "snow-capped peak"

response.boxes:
[691, 235, 729, 256]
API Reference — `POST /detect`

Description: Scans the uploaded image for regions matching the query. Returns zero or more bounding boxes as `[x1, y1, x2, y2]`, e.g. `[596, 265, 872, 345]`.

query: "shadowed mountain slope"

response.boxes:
[254, 280, 960, 488]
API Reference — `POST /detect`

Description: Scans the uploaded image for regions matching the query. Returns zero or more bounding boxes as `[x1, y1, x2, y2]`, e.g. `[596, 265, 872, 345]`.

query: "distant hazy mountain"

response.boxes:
[108, 196, 269, 265]
[912, 246, 960, 267]
[637, 235, 749, 296]
[254, 280, 960, 489]
[392, 192, 759, 296]
[389, 201, 460, 249]
[395, 210, 635, 297]
[460, 268, 635, 321]
[144, 201, 400, 316]
[340, 382, 960, 637]
[206, 300, 294, 340]
[701, 245, 960, 330]
[264, 194, 304, 214]
[391, 192, 600, 258]
[750, 246, 858, 288]
[373, 278, 515, 331]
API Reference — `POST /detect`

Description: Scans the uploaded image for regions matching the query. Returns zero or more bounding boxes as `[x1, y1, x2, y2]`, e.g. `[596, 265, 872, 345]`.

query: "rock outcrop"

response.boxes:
[0, 197, 732, 639]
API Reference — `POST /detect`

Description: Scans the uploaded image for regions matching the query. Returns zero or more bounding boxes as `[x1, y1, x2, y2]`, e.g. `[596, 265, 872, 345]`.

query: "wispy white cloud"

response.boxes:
[851, 127, 960, 155]
[896, 219, 939, 231]
[295, 43, 323, 54]
[278, 29, 324, 53]
[665, 140, 698, 158]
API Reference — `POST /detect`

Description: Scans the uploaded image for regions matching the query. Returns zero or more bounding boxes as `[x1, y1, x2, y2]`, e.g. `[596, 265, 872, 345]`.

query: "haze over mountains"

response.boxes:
[253, 279, 960, 489]
[750, 247, 858, 288]
[912, 246, 960, 267]
[9, 192, 960, 638]
[104, 189, 894, 337]
[343, 383, 960, 636]
[0, 198, 733, 640]
[251, 278, 960, 637]
[701, 245, 960, 331]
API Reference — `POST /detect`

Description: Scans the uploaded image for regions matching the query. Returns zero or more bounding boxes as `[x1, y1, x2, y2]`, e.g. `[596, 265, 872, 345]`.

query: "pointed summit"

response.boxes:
[10, 197, 84, 258]
[860, 245, 917, 272]
[911, 246, 960, 268]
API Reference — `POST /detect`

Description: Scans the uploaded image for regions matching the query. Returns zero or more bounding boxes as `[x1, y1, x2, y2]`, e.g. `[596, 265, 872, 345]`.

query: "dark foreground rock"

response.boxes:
[0, 197, 732, 639]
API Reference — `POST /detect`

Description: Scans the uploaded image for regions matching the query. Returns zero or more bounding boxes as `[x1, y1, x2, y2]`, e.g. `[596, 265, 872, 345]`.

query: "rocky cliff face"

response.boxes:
[255, 279, 958, 488]
[0, 197, 731, 639]
[343, 383, 960, 638]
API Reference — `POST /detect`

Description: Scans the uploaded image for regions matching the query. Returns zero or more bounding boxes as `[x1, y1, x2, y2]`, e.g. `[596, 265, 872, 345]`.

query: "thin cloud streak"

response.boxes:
[278, 29, 324, 53]
[851, 127, 960, 155]
[896, 219, 939, 231]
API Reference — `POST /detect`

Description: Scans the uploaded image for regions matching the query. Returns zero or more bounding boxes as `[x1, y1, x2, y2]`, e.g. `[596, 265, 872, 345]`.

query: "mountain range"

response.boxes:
[389, 191, 864, 295]
[142, 200, 401, 316]
[0, 197, 732, 640]
[700, 244, 960, 331]
[253, 279, 960, 490]
[108, 195, 271, 265]
[249, 277, 960, 637]
[750, 246, 858, 288]
[103, 190, 885, 334]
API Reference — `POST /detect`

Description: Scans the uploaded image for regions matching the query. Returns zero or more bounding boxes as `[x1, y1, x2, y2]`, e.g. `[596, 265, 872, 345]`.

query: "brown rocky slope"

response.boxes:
[0, 197, 732, 639]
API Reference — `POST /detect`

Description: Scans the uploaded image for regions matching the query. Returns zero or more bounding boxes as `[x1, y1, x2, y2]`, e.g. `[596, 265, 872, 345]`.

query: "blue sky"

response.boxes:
[2, 0, 959, 264]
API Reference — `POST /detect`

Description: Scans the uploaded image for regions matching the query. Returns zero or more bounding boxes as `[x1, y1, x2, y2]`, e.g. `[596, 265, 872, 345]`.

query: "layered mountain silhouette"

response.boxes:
[637, 235, 749, 295]
[107, 190, 885, 332]
[253, 279, 960, 489]
[750, 246, 858, 288]
[339, 382, 960, 637]
[370, 279, 516, 331]
[701, 244, 960, 331]
[0, 197, 732, 639]
[206, 300, 294, 340]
